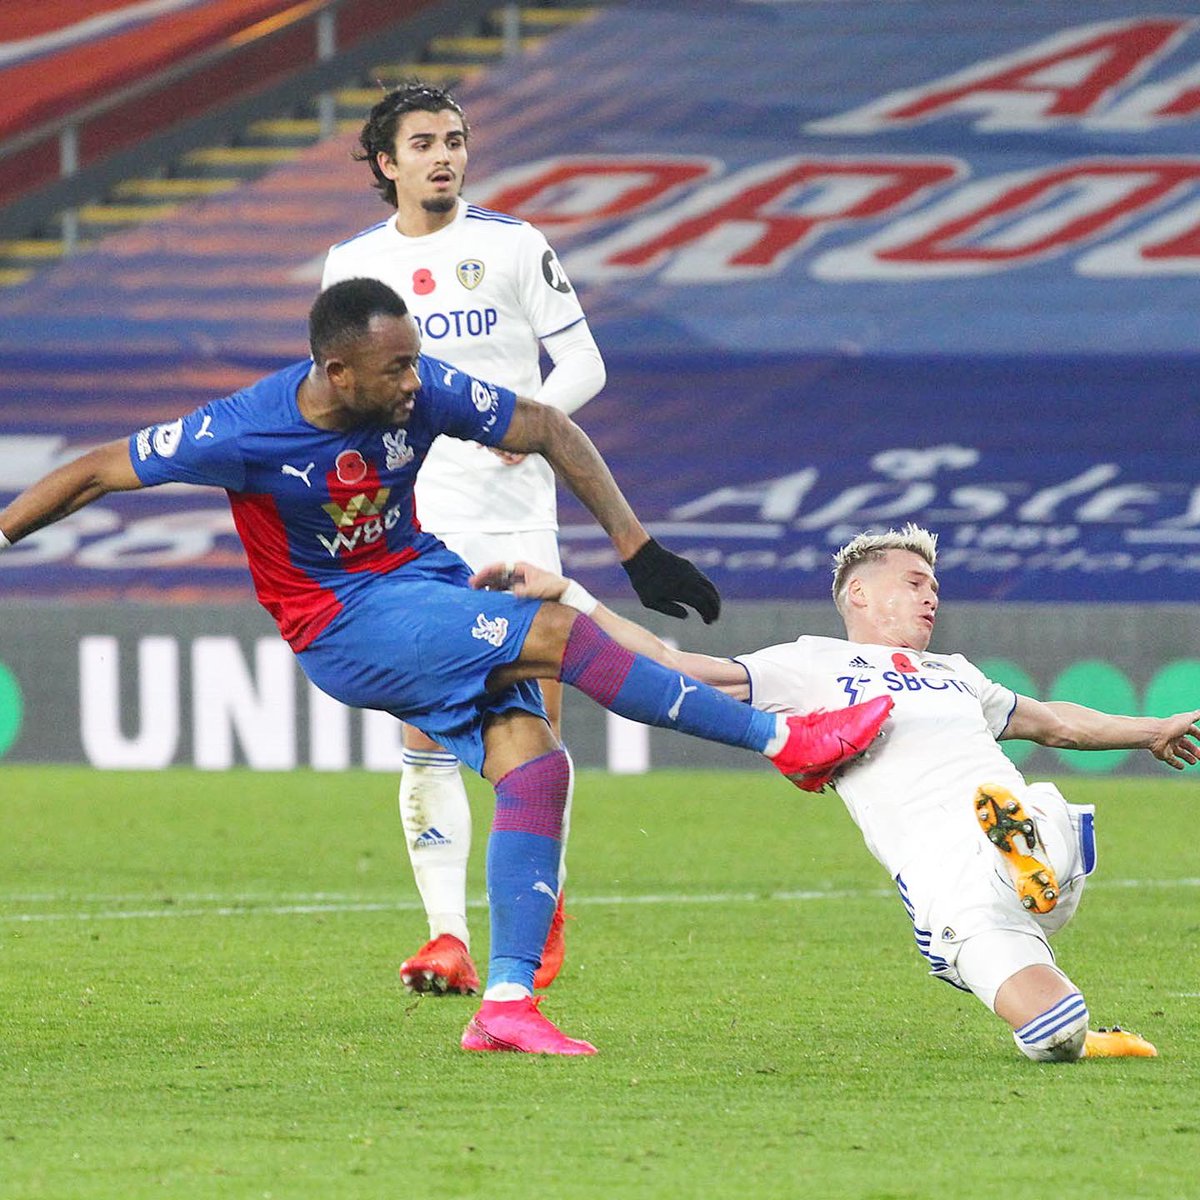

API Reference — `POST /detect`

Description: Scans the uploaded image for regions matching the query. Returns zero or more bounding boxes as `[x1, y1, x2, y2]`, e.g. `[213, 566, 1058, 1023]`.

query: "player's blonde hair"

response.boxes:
[831, 524, 938, 614]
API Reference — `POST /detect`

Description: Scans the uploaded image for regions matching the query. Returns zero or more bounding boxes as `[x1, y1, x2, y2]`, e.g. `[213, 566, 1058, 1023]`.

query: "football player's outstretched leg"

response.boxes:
[457, 602, 892, 1055]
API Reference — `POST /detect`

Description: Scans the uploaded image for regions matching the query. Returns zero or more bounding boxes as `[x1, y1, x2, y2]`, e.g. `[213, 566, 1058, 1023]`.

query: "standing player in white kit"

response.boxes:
[321, 83, 607, 995]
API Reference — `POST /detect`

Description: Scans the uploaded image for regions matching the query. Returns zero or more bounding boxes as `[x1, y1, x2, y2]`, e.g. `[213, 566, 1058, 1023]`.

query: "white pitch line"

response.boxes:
[0, 890, 379, 904]
[2, 901, 416, 924]
[1, 878, 1197, 925]
[1097, 877, 1200, 889]
[0, 891, 849, 923]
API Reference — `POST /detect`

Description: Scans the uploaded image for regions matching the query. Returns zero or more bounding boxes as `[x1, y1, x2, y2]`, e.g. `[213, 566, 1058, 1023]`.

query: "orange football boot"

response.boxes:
[975, 784, 1059, 914]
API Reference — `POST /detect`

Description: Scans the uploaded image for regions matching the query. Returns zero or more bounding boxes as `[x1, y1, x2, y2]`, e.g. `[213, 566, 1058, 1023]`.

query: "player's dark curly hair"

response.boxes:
[309, 278, 409, 365]
[353, 81, 469, 207]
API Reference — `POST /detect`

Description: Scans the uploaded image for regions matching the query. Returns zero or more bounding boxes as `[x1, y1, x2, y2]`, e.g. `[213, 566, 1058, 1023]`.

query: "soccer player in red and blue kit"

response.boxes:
[0, 279, 891, 1055]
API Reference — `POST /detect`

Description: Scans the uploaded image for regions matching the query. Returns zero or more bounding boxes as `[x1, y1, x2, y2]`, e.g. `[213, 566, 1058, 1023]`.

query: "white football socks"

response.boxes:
[399, 749, 471, 947]
[1012, 991, 1089, 1061]
[399, 746, 575, 950]
[557, 748, 575, 893]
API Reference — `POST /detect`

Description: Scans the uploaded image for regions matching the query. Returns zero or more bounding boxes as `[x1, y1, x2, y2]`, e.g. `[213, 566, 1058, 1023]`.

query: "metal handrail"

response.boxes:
[0, 0, 514, 242]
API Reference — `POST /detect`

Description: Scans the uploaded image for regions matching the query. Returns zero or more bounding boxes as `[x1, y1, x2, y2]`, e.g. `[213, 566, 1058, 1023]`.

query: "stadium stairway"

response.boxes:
[0, 2, 601, 289]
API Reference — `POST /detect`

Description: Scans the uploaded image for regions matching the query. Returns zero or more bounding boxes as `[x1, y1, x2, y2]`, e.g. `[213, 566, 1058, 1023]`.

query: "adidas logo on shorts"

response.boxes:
[414, 827, 453, 849]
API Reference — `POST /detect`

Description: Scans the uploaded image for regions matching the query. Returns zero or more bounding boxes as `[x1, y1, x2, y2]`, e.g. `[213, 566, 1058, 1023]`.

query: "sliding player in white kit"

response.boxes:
[321, 83, 607, 996]
[474, 525, 1200, 1061]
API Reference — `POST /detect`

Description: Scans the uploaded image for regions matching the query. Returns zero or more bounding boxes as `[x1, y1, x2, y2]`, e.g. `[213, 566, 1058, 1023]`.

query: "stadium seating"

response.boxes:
[0, 1, 600, 281]
[0, 0, 1197, 612]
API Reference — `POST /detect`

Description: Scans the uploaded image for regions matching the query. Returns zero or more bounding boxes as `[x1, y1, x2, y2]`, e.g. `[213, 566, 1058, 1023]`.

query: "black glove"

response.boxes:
[621, 538, 721, 624]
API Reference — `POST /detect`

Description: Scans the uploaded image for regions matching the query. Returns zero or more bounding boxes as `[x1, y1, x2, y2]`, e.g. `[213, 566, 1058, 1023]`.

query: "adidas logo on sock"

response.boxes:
[848, 656, 872, 669]
[414, 827, 452, 849]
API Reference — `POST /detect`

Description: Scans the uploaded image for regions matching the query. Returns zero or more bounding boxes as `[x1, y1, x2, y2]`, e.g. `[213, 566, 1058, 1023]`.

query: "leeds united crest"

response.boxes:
[456, 259, 485, 290]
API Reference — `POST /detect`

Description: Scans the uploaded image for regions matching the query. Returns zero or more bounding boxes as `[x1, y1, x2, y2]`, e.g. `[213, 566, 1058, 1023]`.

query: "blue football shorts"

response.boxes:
[296, 545, 547, 773]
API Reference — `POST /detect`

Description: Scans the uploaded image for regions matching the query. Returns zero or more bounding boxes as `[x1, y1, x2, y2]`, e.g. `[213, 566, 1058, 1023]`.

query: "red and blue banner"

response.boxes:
[1, 0, 1198, 603]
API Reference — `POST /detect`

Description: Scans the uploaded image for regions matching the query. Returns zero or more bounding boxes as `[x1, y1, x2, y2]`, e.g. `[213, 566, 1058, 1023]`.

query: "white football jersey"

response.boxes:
[321, 198, 588, 533]
[737, 636, 1023, 877]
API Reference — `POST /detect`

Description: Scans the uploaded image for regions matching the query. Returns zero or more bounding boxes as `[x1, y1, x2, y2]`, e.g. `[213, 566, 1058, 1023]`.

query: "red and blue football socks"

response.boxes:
[485, 749, 570, 994]
[558, 613, 776, 752]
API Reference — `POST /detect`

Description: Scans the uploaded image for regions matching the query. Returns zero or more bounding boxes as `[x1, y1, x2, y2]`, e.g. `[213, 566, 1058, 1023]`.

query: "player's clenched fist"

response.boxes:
[621, 537, 721, 624]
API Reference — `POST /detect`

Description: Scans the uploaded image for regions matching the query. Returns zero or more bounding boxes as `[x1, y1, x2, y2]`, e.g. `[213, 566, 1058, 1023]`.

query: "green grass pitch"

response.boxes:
[2, 765, 1198, 1199]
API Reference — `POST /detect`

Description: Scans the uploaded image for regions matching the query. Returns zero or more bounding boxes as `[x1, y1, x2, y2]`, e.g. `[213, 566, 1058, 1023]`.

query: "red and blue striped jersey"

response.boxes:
[129, 356, 516, 649]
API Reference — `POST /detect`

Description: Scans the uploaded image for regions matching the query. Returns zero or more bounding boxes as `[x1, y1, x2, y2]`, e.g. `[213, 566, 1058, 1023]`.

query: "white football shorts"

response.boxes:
[436, 527, 562, 577]
[895, 782, 1097, 1011]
